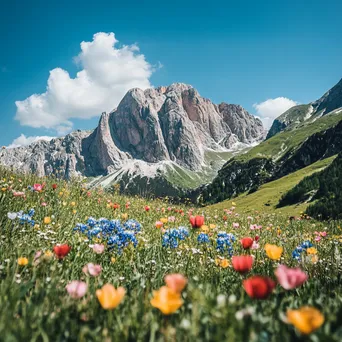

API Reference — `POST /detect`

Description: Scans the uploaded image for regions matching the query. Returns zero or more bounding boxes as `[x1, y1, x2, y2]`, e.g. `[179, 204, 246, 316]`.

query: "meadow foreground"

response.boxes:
[0, 168, 341, 341]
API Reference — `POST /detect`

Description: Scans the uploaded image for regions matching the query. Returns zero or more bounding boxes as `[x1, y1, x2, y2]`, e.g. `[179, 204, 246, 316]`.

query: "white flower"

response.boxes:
[7, 212, 17, 220]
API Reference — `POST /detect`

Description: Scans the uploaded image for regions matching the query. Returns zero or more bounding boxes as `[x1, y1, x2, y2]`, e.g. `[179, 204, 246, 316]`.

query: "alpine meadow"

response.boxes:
[1, 1, 342, 341]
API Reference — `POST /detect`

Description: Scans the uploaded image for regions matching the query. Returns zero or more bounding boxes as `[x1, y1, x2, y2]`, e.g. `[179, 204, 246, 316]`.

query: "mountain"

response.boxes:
[0, 83, 265, 195]
[199, 78, 342, 205]
[267, 78, 342, 139]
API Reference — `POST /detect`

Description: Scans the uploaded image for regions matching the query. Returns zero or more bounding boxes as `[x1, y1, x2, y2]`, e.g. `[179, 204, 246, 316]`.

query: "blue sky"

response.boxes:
[1, 0, 341, 147]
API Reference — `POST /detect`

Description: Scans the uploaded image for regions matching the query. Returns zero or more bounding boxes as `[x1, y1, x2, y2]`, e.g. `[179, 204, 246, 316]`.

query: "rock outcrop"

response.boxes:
[0, 83, 265, 184]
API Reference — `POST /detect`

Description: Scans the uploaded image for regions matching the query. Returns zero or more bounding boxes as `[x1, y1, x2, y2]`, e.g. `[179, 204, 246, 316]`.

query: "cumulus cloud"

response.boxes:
[7, 134, 55, 149]
[15, 32, 154, 134]
[253, 97, 298, 128]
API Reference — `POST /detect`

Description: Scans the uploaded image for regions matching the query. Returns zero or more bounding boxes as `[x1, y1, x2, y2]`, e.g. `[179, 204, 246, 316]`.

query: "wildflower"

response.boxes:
[150, 286, 183, 314]
[33, 183, 43, 192]
[216, 258, 230, 268]
[44, 217, 51, 224]
[111, 257, 116, 263]
[121, 213, 128, 220]
[92, 244, 105, 254]
[66, 281, 88, 299]
[155, 221, 163, 229]
[306, 247, 317, 255]
[240, 237, 254, 250]
[53, 244, 71, 259]
[189, 215, 204, 228]
[17, 257, 29, 266]
[96, 284, 125, 310]
[287, 307, 324, 334]
[145, 205, 150, 212]
[232, 255, 253, 274]
[52, 184, 57, 190]
[275, 265, 308, 290]
[265, 244, 283, 260]
[112, 203, 120, 210]
[160, 218, 168, 224]
[197, 233, 210, 244]
[7, 212, 17, 220]
[82, 263, 102, 277]
[233, 222, 240, 228]
[216, 232, 236, 256]
[164, 274, 187, 293]
[243, 276, 276, 299]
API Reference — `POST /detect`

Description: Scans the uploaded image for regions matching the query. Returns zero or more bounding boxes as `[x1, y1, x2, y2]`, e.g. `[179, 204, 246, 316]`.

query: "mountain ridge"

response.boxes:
[0, 83, 265, 195]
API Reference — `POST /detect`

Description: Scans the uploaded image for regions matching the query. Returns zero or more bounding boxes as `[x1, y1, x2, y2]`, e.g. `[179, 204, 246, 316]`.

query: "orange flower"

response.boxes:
[215, 258, 230, 268]
[164, 274, 187, 293]
[160, 218, 168, 224]
[150, 286, 183, 315]
[96, 284, 125, 310]
[265, 244, 283, 260]
[287, 306, 324, 334]
[44, 217, 51, 224]
[17, 257, 29, 266]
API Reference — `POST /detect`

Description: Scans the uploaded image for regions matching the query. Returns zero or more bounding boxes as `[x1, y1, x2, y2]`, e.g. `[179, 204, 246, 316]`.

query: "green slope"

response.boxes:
[208, 155, 336, 215]
[237, 109, 342, 162]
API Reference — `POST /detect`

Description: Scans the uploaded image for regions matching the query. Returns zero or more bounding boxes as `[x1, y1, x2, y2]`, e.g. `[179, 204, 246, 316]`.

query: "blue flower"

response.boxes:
[197, 233, 210, 244]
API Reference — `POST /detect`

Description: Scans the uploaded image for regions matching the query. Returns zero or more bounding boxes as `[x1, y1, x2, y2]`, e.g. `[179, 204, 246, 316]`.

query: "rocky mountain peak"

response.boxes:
[1, 83, 265, 185]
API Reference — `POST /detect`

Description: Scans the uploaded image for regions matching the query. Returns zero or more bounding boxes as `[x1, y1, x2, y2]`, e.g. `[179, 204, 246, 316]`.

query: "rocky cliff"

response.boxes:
[0, 83, 265, 193]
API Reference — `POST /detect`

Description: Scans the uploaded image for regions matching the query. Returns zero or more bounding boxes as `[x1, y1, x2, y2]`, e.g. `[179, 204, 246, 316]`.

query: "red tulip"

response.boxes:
[240, 237, 254, 249]
[53, 244, 71, 259]
[52, 184, 57, 190]
[189, 215, 205, 228]
[232, 255, 254, 274]
[254, 235, 260, 242]
[243, 276, 276, 299]
[145, 205, 150, 212]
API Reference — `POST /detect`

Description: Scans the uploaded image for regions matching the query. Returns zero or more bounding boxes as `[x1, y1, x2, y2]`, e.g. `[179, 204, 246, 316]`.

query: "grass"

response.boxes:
[0, 166, 342, 341]
[237, 110, 342, 161]
[209, 156, 337, 215]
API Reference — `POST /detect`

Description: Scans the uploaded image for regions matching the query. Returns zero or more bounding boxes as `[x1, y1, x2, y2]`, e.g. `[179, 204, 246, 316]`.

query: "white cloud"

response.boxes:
[15, 32, 155, 134]
[7, 134, 55, 149]
[253, 97, 298, 128]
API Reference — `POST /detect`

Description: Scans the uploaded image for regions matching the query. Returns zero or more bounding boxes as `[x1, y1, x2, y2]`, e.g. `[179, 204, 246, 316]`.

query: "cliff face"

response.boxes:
[0, 83, 265, 189]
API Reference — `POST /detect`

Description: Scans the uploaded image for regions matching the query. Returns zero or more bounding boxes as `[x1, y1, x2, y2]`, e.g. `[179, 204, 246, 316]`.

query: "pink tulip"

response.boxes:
[66, 281, 88, 299]
[275, 265, 308, 290]
[82, 263, 102, 277]
[91, 244, 105, 254]
[33, 183, 43, 192]
[164, 273, 188, 293]
[233, 222, 240, 228]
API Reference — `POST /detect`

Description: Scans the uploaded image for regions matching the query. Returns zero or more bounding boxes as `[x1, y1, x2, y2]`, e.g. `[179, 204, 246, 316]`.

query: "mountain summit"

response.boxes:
[0, 83, 264, 194]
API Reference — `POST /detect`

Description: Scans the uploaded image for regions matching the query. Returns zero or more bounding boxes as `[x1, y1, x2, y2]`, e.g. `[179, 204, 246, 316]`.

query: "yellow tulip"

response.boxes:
[96, 284, 125, 310]
[265, 244, 283, 260]
[44, 217, 51, 224]
[121, 213, 128, 220]
[232, 202, 236, 206]
[17, 257, 29, 266]
[287, 306, 324, 334]
[150, 286, 183, 315]
[209, 224, 216, 229]
[160, 218, 168, 224]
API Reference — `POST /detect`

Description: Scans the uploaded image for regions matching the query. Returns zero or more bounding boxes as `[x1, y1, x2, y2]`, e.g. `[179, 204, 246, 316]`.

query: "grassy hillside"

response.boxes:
[237, 110, 342, 162]
[0, 166, 342, 340]
[209, 156, 337, 215]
